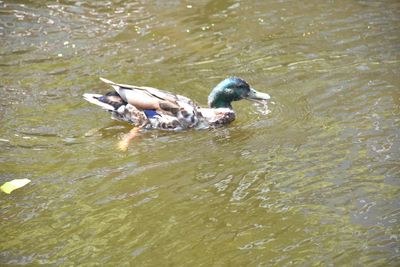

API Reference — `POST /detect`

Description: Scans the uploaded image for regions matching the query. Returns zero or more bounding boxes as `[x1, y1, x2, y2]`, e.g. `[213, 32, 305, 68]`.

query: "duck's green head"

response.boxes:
[208, 77, 270, 109]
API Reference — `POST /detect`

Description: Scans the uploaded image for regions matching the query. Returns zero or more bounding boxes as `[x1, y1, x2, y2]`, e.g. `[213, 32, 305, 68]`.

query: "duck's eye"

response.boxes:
[225, 88, 234, 94]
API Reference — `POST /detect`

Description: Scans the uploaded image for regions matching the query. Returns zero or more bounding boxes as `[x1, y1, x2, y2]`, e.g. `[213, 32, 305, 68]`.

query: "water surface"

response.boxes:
[1, 0, 399, 265]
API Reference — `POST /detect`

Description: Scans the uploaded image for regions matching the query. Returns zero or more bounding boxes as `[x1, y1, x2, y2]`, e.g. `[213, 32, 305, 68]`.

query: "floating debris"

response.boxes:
[1, 179, 31, 194]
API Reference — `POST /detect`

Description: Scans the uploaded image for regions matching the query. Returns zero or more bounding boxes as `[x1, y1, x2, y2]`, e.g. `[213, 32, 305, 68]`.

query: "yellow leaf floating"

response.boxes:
[1, 179, 31, 194]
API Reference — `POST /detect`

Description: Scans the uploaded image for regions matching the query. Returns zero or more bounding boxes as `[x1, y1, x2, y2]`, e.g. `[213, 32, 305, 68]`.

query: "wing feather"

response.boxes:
[100, 77, 197, 111]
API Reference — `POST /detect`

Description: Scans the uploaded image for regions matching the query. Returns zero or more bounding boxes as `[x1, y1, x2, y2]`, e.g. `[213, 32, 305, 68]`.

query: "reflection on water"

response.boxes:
[1, 0, 399, 265]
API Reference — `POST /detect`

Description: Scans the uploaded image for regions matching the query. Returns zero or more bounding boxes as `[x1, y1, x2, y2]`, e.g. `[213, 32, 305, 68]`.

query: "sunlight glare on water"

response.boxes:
[1, 0, 399, 265]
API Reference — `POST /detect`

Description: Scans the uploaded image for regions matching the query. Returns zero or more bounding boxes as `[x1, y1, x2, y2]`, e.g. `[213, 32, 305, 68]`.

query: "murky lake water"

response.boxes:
[1, 0, 399, 265]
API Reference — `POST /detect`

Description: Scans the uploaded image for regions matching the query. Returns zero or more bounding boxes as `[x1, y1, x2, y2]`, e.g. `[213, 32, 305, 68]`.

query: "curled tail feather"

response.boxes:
[83, 93, 115, 110]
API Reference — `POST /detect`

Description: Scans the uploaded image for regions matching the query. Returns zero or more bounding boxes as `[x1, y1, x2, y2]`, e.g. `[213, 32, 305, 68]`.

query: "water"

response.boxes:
[1, 0, 399, 265]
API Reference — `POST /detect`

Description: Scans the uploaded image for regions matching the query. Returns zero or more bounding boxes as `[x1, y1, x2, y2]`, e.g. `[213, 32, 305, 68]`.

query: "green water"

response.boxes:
[1, 0, 399, 266]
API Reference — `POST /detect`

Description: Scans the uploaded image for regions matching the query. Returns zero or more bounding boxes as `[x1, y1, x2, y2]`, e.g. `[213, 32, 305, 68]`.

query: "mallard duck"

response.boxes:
[84, 77, 270, 130]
